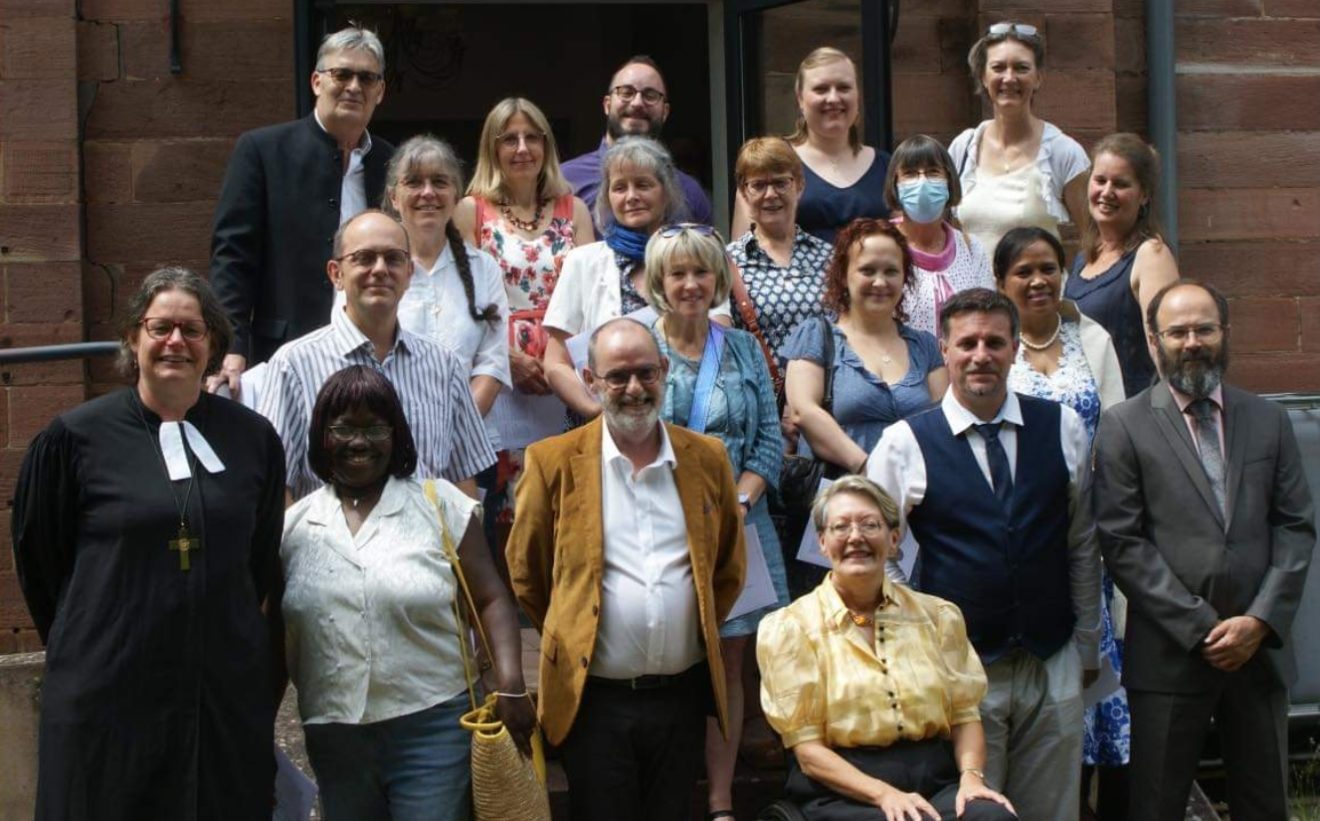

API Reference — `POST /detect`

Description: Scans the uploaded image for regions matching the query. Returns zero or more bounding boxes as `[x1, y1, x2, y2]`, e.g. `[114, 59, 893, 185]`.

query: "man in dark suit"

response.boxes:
[1094, 280, 1315, 821]
[208, 26, 394, 395]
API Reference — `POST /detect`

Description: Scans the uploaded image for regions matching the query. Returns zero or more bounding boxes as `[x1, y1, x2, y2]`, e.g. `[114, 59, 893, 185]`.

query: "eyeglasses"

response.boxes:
[327, 424, 393, 443]
[611, 85, 666, 106]
[743, 177, 795, 197]
[496, 130, 546, 151]
[316, 67, 384, 89]
[400, 174, 455, 191]
[336, 248, 411, 269]
[825, 520, 887, 539]
[986, 22, 1039, 39]
[141, 318, 208, 340]
[598, 365, 663, 390]
[1154, 323, 1226, 343]
[658, 223, 722, 241]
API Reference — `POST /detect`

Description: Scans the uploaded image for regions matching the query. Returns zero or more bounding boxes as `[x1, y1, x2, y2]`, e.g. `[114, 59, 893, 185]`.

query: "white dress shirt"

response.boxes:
[314, 110, 374, 226]
[281, 476, 478, 724]
[867, 389, 1101, 665]
[592, 422, 704, 678]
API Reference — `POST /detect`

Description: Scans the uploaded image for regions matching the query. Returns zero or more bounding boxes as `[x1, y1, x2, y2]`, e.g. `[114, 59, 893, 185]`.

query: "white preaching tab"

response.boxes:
[159, 420, 226, 480]
[725, 524, 778, 623]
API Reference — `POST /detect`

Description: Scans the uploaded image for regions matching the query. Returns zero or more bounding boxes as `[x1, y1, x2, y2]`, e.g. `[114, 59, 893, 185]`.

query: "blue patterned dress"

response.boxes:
[652, 324, 791, 637]
[1008, 318, 1131, 767]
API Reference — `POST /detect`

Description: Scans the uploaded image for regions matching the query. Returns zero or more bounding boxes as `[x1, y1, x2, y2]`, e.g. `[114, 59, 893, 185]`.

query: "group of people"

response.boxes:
[9, 19, 1315, 821]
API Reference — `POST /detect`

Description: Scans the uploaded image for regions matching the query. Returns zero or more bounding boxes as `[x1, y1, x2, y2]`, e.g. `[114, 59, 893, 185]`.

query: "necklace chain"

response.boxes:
[500, 199, 546, 233]
[135, 397, 199, 534]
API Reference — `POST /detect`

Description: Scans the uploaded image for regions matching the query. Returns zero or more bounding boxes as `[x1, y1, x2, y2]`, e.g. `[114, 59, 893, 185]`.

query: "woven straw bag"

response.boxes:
[424, 481, 552, 821]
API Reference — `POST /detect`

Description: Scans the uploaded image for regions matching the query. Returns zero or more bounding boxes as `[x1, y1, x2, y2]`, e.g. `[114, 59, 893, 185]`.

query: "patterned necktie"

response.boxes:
[975, 423, 1013, 513]
[1189, 398, 1227, 515]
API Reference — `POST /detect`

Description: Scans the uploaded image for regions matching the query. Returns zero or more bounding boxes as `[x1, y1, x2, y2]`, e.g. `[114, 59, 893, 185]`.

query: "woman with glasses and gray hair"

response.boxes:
[948, 22, 1091, 257]
[642, 224, 790, 821]
[757, 477, 1015, 821]
[13, 267, 288, 820]
[542, 136, 731, 419]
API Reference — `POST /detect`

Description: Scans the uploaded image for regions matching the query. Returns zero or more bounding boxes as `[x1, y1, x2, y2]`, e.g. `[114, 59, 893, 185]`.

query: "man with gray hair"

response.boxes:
[209, 26, 395, 395]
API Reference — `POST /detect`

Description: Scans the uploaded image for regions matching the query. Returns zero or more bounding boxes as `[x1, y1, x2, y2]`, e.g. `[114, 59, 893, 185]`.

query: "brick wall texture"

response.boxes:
[0, 0, 1317, 648]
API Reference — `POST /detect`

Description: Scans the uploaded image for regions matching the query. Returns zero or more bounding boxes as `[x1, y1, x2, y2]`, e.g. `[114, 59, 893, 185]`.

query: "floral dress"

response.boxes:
[1008, 318, 1131, 767]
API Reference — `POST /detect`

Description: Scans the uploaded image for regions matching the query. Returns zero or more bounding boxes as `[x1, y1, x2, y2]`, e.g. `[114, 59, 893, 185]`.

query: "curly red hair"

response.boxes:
[823, 218, 916, 324]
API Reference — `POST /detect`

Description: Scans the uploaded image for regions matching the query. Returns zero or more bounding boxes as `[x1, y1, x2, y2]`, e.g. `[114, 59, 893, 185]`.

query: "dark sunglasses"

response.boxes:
[658, 223, 723, 242]
[317, 67, 384, 89]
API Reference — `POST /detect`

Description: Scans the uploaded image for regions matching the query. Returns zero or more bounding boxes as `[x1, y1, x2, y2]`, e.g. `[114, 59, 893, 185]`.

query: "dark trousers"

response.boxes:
[557, 662, 710, 821]
[1127, 670, 1289, 821]
[786, 739, 1017, 821]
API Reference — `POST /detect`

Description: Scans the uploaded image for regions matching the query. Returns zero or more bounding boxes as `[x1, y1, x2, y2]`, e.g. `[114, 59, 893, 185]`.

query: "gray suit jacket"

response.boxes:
[1094, 381, 1315, 693]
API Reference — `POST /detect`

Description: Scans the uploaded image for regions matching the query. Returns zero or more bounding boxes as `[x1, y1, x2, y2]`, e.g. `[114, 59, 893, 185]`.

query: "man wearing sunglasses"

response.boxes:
[561, 55, 713, 231]
[507, 317, 745, 821]
[209, 26, 396, 398]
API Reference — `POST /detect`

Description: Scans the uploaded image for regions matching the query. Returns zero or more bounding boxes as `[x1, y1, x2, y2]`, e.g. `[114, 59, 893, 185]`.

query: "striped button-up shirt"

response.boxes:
[260, 307, 497, 500]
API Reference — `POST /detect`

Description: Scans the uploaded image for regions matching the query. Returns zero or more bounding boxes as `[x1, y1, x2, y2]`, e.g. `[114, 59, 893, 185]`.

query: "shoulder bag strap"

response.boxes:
[819, 316, 835, 414]
[727, 258, 783, 393]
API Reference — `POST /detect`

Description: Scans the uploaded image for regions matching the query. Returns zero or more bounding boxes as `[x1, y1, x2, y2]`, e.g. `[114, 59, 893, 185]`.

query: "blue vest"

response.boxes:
[906, 395, 1073, 663]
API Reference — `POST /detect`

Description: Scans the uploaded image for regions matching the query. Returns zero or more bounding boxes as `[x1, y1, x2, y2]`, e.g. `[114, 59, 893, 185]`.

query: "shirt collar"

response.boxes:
[415, 243, 455, 280]
[1169, 382, 1225, 414]
[818, 573, 895, 629]
[940, 388, 1022, 437]
[329, 304, 412, 359]
[306, 475, 408, 525]
[601, 418, 677, 473]
[312, 110, 374, 155]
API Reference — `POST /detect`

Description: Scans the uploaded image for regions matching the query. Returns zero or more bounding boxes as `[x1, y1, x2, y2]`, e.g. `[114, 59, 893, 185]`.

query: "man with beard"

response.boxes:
[561, 56, 713, 228]
[506, 317, 745, 821]
[1093, 280, 1314, 821]
[867, 288, 1101, 820]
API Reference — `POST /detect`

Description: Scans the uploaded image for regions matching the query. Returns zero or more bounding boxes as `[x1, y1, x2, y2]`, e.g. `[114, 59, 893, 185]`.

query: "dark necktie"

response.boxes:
[1189, 398, 1227, 515]
[975, 422, 1013, 513]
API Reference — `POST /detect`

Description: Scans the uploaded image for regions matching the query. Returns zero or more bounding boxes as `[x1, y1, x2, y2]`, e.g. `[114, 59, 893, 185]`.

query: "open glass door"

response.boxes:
[722, 0, 893, 174]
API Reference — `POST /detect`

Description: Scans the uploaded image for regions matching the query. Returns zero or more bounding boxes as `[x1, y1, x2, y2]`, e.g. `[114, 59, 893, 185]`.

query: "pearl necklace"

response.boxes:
[1020, 316, 1062, 351]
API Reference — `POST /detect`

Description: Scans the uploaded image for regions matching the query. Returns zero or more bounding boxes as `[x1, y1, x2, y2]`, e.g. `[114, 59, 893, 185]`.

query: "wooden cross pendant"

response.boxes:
[169, 524, 201, 572]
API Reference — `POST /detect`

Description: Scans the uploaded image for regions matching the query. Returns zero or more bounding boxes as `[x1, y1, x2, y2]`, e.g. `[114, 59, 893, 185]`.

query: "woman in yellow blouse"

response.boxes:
[757, 476, 1016, 821]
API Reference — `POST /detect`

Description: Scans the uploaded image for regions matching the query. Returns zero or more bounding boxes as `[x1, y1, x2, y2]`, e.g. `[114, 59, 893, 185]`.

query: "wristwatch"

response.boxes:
[738, 493, 751, 511]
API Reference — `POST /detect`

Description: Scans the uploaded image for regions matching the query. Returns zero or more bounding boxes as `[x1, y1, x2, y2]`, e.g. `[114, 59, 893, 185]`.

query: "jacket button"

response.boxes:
[580, 657, 589, 669]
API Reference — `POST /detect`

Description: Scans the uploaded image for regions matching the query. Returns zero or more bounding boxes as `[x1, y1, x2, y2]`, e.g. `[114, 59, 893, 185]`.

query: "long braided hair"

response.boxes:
[383, 135, 500, 325]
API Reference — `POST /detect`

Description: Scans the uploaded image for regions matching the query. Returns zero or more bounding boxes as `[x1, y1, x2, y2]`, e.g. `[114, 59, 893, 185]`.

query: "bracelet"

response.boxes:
[494, 690, 531, 700]
[960, 767, 985, 780]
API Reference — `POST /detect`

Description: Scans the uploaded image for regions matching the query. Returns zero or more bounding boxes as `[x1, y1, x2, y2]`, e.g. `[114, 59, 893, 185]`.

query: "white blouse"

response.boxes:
[281, 475, 479, 725]
[543, 240, 732, 337]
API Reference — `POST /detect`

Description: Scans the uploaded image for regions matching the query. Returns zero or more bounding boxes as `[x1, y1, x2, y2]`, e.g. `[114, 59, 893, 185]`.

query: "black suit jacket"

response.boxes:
[1094, 381, 1315, 693]
[210, 114, 394, 363]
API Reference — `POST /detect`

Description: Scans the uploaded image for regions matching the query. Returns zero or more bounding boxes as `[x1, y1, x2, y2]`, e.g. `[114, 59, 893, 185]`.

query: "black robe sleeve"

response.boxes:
[12, 419, 79, 643]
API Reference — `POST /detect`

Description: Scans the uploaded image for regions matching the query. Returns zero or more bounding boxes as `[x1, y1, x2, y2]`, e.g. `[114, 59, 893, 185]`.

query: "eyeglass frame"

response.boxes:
[140, 318, 209, 341]
[658, 222, 723, 242]
[315, 67, 384, 89]
[595, 364, 665, 390]
[824, 519, 888, 539]
[495, 130, 547, 151]
[326, 424, 394, 443]
[1152, 323, 1228, 343]
[610, 85, 667, 106]
[742, 176, 797, 197]
[334, 248, 412, 270]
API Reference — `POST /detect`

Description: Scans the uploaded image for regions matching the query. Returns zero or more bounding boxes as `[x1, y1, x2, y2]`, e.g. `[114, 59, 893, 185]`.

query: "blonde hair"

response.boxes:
[643, 227, 732, 315]
[787, 47, 862, 153]
[466, 97, 571, 202]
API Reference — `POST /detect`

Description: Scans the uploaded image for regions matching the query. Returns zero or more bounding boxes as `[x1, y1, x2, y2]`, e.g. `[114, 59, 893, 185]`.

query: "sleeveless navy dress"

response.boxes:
[796, 149, 891, 245]
[1065, 250, 1156, 398]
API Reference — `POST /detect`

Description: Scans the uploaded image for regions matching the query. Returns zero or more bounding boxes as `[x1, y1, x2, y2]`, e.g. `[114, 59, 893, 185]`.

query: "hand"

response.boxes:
[206, 353, 247, 396]
[875, 786, 940, 821]
[1083, 668, 1101, 689]
[494, 691, 538, 758]
[955, 772, 1016, 817]
[780, 407, 800, 446]
[1202, 615, 1269, 672]
[510, 349, 551, 395]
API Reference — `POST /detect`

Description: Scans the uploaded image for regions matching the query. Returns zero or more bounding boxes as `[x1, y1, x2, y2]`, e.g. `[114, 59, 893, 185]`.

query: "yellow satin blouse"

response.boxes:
[757, 575, 987, 750]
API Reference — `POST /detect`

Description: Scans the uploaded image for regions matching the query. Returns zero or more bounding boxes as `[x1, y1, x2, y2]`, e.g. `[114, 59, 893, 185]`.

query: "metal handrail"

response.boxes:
[1263, 393, 1320, 410]
[0, 341, 120, 366]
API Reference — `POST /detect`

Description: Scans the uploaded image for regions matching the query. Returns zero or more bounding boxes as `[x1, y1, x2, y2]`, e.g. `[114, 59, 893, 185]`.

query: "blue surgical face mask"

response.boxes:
[897, 177, 950, 225]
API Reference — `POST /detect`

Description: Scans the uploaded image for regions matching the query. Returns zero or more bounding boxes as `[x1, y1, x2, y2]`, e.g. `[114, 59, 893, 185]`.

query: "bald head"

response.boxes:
[586, 317, 661, 372]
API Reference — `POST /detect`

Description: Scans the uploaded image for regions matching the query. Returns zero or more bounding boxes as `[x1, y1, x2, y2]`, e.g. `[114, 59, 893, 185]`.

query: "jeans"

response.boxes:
[303, 694, 471, 821]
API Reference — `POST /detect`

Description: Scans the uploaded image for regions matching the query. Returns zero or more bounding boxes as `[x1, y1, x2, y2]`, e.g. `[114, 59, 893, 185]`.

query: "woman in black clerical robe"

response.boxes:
[12, 267, 286, 821]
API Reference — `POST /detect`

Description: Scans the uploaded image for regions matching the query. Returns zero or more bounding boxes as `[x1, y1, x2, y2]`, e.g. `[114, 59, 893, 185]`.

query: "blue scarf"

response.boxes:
[604, 224, 651, 262]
